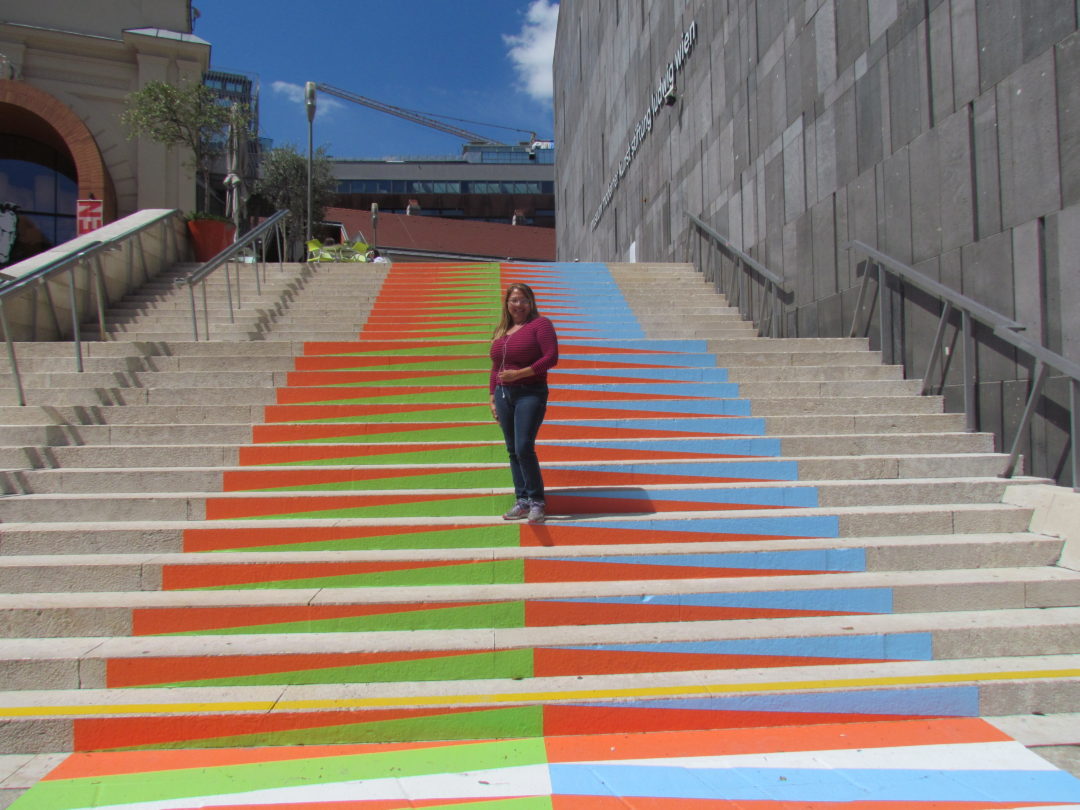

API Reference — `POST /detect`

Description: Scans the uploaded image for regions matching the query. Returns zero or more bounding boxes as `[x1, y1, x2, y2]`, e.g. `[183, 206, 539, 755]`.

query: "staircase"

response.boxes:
[1, 258, 1079, 808]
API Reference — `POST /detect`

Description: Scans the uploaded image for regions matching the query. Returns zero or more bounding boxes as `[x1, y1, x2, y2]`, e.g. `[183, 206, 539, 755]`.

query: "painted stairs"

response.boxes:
[1, 259, 1079, 808]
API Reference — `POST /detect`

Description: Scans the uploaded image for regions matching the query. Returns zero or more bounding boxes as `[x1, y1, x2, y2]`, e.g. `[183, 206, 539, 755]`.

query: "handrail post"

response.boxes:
[93, 255, 108, 341]
[0, 301, 26, 406]
[961, 310, 977, 432]
[67, 266, 83, 373]
[186, 282, 199, 341]
[849, 260, 873, 338]
[1071, 379, 1079, 491]
[921, 301, 953, 395]
[223, 263, 236, 324]
[1001, 360, 1049, 478]
[201, 282, 210, 339]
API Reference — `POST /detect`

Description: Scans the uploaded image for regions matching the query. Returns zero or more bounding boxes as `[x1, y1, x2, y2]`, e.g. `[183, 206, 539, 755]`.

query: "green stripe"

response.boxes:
[162, 602, 526, 636]
[268, 424, 502, 444]
[192, 558, 525, 589]
[243, 468, 511, 492]
[215, 523, 520, 552]
[256, 446, 507, 467]
[290, 389, 488, 407]
[145, 648, 534, 687]
[28, 731, 546, 805]
[234, 492, 510, 520]
[271, 405, 491, 425]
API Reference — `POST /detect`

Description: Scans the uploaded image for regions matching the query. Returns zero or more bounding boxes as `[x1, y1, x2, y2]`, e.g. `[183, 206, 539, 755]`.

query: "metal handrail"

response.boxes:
[846, 239, 1080, 489]
[0, 209, 181, 405]
[175, 210, 289, 340]
[687, 213, 791, 337]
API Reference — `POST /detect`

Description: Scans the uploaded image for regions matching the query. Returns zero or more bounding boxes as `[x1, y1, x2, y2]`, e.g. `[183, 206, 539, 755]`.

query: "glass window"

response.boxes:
[0, 135, 78, 268]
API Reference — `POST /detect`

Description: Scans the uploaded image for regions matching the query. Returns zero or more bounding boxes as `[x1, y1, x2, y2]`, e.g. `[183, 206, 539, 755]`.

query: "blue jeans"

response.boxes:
[493, 384, 548, 503]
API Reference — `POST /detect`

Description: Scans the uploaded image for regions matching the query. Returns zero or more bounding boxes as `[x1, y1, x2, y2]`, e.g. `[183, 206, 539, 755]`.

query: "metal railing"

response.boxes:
[0, 210, 182, 406]
[846, 240, 1080, 489]
[176, 210, 289, 340]
[687, 213, 791, 337]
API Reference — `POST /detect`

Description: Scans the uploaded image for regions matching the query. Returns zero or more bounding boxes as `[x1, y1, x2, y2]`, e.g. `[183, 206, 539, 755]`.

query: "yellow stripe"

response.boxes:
[4, 667, 1080, 718]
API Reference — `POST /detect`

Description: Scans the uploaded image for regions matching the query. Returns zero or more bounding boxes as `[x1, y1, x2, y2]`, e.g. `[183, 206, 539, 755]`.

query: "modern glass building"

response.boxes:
[332, 142, 556, 228]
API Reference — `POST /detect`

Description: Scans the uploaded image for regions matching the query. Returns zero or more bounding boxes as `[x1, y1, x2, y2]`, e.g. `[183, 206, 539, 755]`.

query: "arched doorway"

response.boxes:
[0, 81, 114, 269]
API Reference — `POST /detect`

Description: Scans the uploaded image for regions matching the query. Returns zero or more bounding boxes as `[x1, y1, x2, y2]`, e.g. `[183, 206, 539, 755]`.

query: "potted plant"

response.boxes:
[184, 211, 236, 262]
[122, 80, 249, 258]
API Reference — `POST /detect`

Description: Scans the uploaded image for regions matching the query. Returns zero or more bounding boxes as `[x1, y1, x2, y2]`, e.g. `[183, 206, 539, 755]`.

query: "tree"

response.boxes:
[251, 145, 336, 260]
[122, 80, 248, 212]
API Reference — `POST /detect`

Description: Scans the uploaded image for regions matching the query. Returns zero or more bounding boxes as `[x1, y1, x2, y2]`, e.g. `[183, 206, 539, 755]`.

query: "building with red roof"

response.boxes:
[323, 206, 555, 262]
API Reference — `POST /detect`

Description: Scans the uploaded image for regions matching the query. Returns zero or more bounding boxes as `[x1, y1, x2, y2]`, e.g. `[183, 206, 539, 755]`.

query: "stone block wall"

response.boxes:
[555, 0, 1080, 484]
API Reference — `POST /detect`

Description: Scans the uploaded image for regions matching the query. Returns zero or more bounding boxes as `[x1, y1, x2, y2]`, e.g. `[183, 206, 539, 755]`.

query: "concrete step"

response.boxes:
[0, 432, 998, 469]
[4, 605, 1080, 691]
[0, 501, 1036, 552]
[0, 477, 1046, 522]
[0, 536, 1066, 597]
[3, 652, 1078, 753]
[0, 453, 1016, 494]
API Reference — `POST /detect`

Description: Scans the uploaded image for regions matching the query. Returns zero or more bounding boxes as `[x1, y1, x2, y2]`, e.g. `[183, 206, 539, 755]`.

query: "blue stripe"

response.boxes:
[547, 587, 890, 613]
[562, 339, 711, 352]
[548, 548, 865, 571]
[544, 438, 783, 455]
[567, 685, 981, 716]
[556, 460, 798, 479]
[554, 383, 742, 396]
[556, 400, 753, 416]
[549, 416, 763, 434]
[581, 515, 840, 537]
[557, 486, 819, 508]
[548, 764, 1080, 803]
[553, 633, 933, 660]
[553, 367, 731, 381]
[561, 353, 718, 367]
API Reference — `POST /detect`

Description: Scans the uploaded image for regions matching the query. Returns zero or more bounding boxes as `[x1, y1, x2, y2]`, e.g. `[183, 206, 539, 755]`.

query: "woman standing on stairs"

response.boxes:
[490, 282, 559, 524]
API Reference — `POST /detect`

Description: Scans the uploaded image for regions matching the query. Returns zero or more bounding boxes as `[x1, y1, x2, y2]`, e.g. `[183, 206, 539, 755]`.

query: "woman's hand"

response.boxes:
[497, 367, 531, 384]
[489, 396, 498, 422]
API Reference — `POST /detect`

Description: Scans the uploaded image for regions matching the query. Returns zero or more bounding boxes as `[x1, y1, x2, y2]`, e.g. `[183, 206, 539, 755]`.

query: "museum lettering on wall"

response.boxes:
[591, 20, 697, 230]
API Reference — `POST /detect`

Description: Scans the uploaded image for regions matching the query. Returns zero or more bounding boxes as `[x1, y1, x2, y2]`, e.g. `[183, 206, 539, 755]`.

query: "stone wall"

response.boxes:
[554, 0, 1080, 484]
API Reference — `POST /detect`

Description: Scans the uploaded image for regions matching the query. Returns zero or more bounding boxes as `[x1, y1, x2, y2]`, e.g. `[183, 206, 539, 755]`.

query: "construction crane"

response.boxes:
[314, 83, 537, 147]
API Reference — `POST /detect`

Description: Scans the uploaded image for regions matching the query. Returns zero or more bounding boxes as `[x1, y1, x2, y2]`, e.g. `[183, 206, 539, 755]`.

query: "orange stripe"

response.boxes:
[523, 560, 814, 583]
[204, 491, 469, 520]
[134, 601, 492, 635]
[44, 738, 479, 780]
[532, 649, 886, 678]
[161, 559, 471, 589]
[520, 525, 799, 546]
[73, 706, 476, 750]
[523, 602, 845, 627]
[541, 705, 942, 738]
[107, 650, 472, 687]
[183, 524, 462, 552]
[543, 717, 1010, 762]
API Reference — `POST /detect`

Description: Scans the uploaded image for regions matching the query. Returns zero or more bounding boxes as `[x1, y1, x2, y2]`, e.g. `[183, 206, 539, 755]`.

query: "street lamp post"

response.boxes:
[305, 82, 316, 243]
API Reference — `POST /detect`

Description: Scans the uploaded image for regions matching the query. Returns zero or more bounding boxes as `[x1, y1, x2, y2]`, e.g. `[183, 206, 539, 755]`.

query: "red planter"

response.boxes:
[187, 219, 237, 262]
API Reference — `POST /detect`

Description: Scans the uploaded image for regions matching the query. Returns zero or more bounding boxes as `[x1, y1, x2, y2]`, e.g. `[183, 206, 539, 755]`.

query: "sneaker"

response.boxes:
[527, 501, 546, 524]
[502, 500, 530, 520]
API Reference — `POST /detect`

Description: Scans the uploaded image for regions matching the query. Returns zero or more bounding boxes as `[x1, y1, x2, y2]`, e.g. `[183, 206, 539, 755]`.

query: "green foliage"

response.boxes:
[252, 144, 336, 257]
[122, 80, 250, 211]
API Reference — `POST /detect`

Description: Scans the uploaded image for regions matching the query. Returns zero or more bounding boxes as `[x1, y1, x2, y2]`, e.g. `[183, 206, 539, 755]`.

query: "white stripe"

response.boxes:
[574, 740, 1059, 772]
[64, 763, 552, 810]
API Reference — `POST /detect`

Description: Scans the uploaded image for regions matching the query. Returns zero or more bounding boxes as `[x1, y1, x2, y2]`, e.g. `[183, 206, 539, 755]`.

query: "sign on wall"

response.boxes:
[591, 20, 698, 230]
[76, 199, 104, 235]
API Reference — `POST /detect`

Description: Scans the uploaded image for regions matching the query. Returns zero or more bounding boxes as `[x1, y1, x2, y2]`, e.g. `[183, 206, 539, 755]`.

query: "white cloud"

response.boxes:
[270, 81, 344, 121]
[504, 0, 558, 103]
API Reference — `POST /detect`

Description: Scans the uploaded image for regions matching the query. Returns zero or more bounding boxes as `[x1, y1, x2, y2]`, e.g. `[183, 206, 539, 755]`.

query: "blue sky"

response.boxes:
[192, 0, 558, 160]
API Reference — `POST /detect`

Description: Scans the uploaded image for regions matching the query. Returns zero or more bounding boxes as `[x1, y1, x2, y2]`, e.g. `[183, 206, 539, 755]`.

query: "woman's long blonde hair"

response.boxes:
[492, 283, 540, 340]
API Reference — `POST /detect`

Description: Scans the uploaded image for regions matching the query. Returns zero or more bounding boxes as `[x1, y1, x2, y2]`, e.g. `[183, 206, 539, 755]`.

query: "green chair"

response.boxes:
[305, 239, 331, 262]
